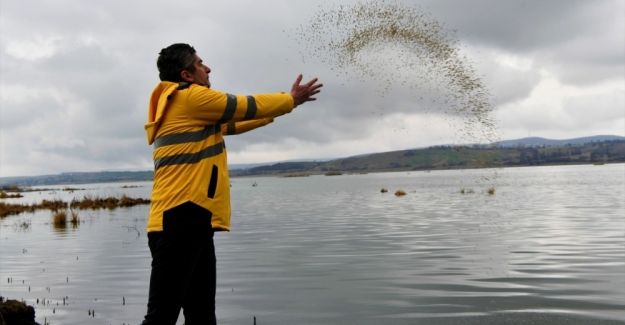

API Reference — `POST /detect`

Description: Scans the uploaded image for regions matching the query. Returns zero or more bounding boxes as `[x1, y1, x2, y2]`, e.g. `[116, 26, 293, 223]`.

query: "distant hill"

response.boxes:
[229, 158, 335, 171]
[232, 137, 625, 176]
[497, 135, 625, 147]
[2, 135, 624, 186]
[0, 171, 154, 187]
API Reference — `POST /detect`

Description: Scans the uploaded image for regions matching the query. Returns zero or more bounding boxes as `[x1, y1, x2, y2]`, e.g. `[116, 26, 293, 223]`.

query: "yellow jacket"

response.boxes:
[145, 82, 294, 232]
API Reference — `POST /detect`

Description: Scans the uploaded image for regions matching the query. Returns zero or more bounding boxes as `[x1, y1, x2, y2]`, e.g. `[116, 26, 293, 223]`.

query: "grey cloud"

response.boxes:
[37, 44, 118, 73]
[419, 0, 624, 85]
[419, 0, 608, 51]
[564, 89, 625, 127]
[0, 94, 61, 130]
[1, 0, 623, 176]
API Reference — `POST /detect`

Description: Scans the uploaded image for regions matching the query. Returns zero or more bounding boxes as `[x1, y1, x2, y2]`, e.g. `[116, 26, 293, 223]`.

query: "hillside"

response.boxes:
[497, 135, 625, 147]
[232, 139, 625, 176]
[2, 137, 624, 186]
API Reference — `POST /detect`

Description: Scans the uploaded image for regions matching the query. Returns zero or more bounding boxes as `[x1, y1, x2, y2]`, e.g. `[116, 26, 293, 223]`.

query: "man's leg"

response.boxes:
[142, 230, 207, 325]
[181, 231, 217, 325]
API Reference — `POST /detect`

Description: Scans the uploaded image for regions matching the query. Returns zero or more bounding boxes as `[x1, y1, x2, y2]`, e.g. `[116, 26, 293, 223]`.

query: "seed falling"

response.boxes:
[293, 0, 501, 181]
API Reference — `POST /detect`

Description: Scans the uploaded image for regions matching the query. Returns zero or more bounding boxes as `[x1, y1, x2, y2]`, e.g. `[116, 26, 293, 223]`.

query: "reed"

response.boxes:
[1, 195, 151, 218]
[395, 190, 407, 196]
[0, 202, 31, 218]
[0, 191, 23, 199]
[53, 211, 67, 225]
[325, 171, 343, 176]
[119, 195, 151, 207]
[38, 199, 67, 212]
[460, 188, 475, 194]
[70, 210, 80, 225]
[380, 188, 388, 193]
[283, 173, 310, 178]
[487, 187, 495, 195]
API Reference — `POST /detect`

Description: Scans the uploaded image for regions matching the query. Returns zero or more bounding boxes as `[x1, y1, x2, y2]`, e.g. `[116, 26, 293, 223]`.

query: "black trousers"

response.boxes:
[141, 229, 217, 325]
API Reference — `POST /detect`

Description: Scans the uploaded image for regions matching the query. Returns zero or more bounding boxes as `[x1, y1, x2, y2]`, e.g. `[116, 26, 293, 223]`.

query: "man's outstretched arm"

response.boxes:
[221, 118, 274, 136]
[187, 75, 323, 125]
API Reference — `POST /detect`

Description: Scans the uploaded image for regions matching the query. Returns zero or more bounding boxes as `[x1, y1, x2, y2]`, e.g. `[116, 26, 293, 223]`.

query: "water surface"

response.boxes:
[1, 164, 624, 324]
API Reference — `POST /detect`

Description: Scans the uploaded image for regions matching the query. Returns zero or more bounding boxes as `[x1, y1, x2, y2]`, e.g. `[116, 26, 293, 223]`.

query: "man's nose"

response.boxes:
[205, 66, 211, 73]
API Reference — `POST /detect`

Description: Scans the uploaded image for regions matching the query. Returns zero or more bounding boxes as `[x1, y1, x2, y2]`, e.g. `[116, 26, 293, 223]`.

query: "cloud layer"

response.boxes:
[1, 0, 623, 176]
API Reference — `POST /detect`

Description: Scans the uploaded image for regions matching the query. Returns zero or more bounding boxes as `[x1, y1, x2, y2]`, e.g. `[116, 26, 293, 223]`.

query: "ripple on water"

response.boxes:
[0, 165, 624, 324]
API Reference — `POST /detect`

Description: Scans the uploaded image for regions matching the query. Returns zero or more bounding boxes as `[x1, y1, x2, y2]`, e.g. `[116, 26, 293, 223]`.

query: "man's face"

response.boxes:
[187, 54, 211, 88]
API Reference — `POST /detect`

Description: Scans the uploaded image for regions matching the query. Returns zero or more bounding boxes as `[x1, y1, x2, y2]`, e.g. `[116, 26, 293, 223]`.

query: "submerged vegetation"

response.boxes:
[70, 195, 151, 210]
[70, 210, 80, 225]
[460, 188, 475, 194]
[0, 191, 23, 199]
[0, 195, 150, 218]
[52, 210, 80, 227]
[283, 173, 310, 178]
[0, 185, 57, 193]
[53, 211, 67, 226]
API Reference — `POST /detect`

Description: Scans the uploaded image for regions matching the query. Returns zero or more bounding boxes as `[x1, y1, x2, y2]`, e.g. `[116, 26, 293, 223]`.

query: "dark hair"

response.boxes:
[156, 43, 197, 82]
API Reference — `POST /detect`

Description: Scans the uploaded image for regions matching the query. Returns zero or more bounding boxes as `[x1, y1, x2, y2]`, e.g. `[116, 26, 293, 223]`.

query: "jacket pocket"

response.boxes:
[207, 165, 218, 199]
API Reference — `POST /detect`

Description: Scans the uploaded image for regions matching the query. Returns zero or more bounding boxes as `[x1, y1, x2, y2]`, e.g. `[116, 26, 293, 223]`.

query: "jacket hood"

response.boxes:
[145, 81, 180, 145]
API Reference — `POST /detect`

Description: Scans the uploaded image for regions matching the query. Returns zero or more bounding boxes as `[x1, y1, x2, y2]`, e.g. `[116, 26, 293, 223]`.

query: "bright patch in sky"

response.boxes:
[5, 36, 60, 61]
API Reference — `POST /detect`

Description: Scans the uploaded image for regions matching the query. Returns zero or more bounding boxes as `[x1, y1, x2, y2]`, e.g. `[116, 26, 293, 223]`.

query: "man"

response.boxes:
[141, 43, 322, 324]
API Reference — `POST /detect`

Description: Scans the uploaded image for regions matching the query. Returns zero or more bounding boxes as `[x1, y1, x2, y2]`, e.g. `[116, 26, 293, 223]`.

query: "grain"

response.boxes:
[293, 0, 501, 179]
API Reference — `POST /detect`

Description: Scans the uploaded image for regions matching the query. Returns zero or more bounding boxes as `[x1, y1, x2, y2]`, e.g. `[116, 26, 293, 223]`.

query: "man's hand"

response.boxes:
[290, 74, 323, 108]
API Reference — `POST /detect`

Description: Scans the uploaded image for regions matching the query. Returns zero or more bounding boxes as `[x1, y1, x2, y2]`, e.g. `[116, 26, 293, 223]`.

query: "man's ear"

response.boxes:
[180, 70, 194, 83]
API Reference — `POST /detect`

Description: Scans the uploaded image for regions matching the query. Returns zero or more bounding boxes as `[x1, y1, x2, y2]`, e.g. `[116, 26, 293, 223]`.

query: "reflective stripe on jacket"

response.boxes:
[145, 81, 294, 232]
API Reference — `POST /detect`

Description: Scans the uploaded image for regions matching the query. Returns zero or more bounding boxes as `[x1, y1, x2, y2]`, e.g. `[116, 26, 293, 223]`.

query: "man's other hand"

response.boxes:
[290, 74, 323, 108]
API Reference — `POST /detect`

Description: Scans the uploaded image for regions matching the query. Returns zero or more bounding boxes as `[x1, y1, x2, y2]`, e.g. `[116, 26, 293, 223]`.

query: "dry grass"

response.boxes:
[1, 195, 150, 218]
[325, 171, 343, 176]
[70, 211, 80, 225]
[487, 187, 495, 195]
[460, 188, 475, 194]
[53, 211, 67, 225]
[0, 185, 57, 193]
[283, 173, 310, 178]
[70, 194, 150, 210]
[0, 202, 32, 218]
[38, 199, 67, 212]
[395, 190, 407, 196]
[121, 185, 140, 188]
[0, 191, 23, 199]
[119, 195, 150, 207]
[380, 188, 388, 193]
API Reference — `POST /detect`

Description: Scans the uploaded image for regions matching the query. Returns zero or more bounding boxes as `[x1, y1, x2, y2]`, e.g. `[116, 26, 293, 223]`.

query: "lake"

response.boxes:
[1, 164, 624, 324]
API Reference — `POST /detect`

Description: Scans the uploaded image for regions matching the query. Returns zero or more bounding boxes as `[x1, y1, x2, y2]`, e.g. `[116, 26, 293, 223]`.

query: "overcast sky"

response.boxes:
[1, 0, 623, 177]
